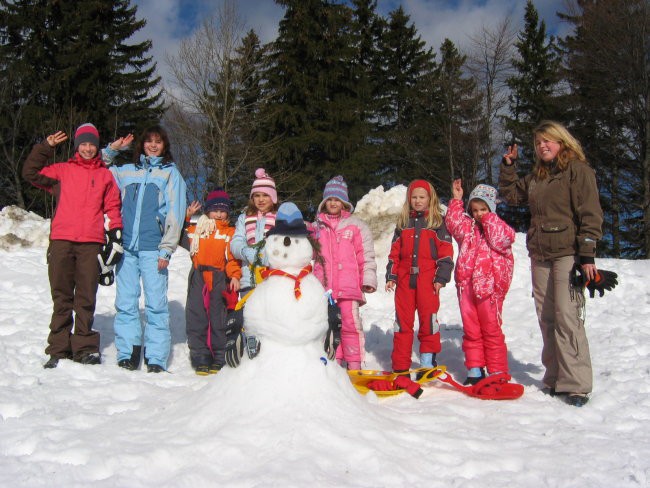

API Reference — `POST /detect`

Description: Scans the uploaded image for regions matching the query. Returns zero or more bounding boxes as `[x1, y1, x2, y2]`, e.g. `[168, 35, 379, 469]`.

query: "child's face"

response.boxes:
[208, 210, 229, 221]
[324, 197, 344, 216]
[143, 134, 165, 157]
[252, 192, 273, 213]
[77, 142, 98, 160]
[410, 188, 430, 212]
[470, 199, 490, 222]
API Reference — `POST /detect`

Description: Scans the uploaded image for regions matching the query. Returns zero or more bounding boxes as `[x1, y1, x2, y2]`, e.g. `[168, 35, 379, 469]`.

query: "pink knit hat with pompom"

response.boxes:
[250, 168, 277, 203]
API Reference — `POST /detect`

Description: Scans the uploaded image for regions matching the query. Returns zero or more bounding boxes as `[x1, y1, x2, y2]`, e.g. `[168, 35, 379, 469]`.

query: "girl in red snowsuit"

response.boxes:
[386, 180, 454, 373]
[445, 180, 515, 384]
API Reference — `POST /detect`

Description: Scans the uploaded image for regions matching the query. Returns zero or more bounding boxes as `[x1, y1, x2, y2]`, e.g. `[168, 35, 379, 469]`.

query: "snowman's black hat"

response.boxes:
[267, 202, 309, 237]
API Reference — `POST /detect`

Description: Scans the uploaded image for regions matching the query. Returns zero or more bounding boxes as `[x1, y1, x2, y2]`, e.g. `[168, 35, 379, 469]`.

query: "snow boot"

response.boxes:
[195, 365, 210, 376]
[565, 394, 589, 407]
[43, 356, 61, 369]
[416, 353, 437, 380]
[73, 352, 101, 365]
[208, 363, 223, 374]
[463, 367, 485, 385]
[147, 364, 164, 373]
[117, 346, 142, 371]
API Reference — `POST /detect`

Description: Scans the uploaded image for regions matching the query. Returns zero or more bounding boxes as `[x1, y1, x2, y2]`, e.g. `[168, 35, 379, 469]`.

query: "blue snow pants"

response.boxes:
[114, 249, 170, 368]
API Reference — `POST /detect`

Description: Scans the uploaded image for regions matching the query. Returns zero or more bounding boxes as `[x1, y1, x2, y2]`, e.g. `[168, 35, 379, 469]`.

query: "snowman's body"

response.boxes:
[244, 233, 328, 347]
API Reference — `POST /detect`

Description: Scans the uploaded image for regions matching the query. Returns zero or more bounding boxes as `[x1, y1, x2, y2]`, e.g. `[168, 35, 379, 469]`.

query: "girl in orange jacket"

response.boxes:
[181, 188, 242, 375]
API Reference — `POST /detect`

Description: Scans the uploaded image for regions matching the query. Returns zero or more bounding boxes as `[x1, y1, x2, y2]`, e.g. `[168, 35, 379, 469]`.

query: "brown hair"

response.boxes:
[533, 120, 587, 180]
[244, 197, 280, 216]
[134, 125, 173, 163]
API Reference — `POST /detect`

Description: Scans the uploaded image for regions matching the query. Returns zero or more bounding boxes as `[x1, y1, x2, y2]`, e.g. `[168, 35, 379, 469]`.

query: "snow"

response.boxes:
[1, 186, 649, 488]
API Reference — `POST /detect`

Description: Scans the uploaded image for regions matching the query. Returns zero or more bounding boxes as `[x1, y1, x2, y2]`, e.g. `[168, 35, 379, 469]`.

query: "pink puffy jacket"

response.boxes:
[312, 211, 377, 303]
[445, 199, 515, 301]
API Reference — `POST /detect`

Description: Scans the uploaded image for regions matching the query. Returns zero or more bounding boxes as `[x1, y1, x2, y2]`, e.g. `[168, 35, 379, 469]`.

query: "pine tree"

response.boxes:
[501, 0, 561, 232]
[0, 0, 163, 212]
[375, 6, 437, 185]
[430, 39, 482, 196]
[264, 0, 363, 211]
[559, 0, 650, 258]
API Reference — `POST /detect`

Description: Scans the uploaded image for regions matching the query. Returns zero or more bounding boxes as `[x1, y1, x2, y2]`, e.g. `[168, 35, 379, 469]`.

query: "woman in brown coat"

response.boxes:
[499, 120, 603, 407]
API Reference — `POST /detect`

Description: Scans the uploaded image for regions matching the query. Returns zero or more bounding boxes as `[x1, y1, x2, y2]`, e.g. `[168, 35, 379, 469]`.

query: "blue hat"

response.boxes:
[266, 202, 309, 237]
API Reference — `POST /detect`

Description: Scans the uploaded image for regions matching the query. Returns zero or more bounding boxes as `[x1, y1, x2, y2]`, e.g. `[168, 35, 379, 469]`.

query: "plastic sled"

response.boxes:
[435, 371, 524, 400]
[348, 366, 446, 398]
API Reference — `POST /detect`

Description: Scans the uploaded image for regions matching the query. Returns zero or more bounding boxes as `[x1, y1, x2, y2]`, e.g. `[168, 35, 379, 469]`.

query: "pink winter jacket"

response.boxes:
[445, 199, 515, 301]
[312, 211, 378, 303]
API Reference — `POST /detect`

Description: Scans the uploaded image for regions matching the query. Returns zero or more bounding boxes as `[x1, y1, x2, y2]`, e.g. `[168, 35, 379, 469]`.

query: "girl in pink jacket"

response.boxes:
[312, 176, 377, 370]
[445, 180, 515, 385]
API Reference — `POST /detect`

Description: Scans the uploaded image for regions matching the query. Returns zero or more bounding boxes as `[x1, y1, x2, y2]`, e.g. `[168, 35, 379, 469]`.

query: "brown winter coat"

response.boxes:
[498, 159, 603, 263]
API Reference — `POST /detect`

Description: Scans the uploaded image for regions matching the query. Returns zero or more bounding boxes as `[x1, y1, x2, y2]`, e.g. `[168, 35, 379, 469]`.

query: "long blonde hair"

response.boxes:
[397, 180, 443, 230]
[533, 120, 587, 180]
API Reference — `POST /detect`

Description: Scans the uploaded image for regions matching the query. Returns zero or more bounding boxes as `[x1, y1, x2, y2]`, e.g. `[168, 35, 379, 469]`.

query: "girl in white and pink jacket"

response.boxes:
[312, 176, 377, 370]
[445, 179, 515, 385]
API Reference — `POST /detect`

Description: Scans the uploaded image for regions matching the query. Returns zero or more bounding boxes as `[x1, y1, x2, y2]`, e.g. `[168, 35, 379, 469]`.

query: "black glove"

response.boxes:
[324, 301, 342, 360]
[571, 264, 619, 298]
[99, 268, 115, 286]
[224, 308, 245, 368]
[99, 228, 124, 268]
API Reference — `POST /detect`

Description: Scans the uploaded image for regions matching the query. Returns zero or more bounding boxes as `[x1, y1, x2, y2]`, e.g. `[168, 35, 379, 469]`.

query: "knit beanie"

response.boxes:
[205, 187, 231, 213]
[407, 180, 431, 199]
[74, 123, 100, 150]
[250, 168, 277, 204]
[266, 202, 308, 237]
[468, 184, 498, 213]
[318, 175, 353, 212]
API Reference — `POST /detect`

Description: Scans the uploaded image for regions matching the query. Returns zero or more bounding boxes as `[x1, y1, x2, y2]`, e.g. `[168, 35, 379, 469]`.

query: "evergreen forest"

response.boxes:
[1, 0, 648, 258]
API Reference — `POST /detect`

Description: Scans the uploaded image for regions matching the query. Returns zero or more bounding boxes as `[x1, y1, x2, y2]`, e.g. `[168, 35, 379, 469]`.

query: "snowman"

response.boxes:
[243, 202, 328, 349]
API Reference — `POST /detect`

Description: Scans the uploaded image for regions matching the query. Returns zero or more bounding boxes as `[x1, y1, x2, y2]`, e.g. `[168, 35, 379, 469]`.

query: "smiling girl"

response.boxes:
[103, 126, 187, 373]
[385, 180, 454, 376]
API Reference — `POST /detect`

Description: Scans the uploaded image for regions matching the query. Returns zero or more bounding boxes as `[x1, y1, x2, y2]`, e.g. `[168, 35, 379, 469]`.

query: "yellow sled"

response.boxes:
[347, 366, 446, 397]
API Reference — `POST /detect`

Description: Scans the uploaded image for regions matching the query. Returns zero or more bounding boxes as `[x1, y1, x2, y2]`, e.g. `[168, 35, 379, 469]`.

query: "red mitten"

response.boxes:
[393, 375, 423, 399]
[221, 288, 239, 311]
[366, 380, 394, 392]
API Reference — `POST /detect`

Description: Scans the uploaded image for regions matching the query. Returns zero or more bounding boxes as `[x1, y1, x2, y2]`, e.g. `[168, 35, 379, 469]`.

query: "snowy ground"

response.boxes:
[0, 190, 649, 488]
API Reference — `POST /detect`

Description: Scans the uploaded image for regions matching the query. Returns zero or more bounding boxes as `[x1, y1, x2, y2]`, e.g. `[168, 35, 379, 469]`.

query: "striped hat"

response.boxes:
[318, 175, 353, 212]
[266, 202, 308, 236]
[74, 123, 100, 150]
[250, 168, 277, 204]
[205, 188, 231, 213]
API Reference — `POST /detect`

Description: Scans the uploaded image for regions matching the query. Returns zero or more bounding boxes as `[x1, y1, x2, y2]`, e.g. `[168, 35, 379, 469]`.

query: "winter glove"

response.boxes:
[98, 268, 115, 286]
[393, 375, 423, 399]
[571, 264, 619, 298]
[221, 288, 239, 311]
[323, 299, 342, 360]
[224, 308, 245, 368]
[99, 228, 124, 269]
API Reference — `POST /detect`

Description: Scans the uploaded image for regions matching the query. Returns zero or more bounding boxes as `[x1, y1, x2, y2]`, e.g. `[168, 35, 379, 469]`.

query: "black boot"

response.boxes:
[73, 352, 101, 365]
[43, 356, 60, 369]
[463, 368, 486, 385]
[118, 345, 142, 371]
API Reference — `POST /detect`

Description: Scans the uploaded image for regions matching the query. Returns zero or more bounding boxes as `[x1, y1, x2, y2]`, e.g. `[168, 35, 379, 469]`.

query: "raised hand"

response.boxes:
[46, 131, 68, 147]
[110, 133, 134, 151]
[452, 178, 463, 199]
[186, 201, 201, 219]
[503, 144, 518, 165]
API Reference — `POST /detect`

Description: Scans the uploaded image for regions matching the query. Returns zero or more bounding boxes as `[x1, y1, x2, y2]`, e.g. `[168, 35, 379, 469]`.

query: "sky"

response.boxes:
[1, 186, 648, 487]
[131, 0, 572, 92]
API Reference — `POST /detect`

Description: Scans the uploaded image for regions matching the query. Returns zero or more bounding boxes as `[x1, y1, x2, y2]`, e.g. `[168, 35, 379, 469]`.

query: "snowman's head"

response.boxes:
[266, 233, 313, 271]
[265, 202, 313, 272]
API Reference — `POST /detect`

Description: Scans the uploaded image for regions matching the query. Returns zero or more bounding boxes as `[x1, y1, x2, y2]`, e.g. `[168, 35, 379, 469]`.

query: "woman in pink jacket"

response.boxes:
[312, 176, 377, 370]
[445, 180, 515, 384]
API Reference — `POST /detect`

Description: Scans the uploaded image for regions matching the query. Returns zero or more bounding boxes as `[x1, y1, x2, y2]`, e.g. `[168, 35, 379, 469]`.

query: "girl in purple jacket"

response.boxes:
[312, 176, 377, 370]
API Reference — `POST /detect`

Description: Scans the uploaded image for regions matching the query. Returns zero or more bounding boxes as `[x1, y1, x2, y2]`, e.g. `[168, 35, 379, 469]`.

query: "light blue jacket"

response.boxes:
[230, 213, 272, 289]
[103, 147, 187, 260]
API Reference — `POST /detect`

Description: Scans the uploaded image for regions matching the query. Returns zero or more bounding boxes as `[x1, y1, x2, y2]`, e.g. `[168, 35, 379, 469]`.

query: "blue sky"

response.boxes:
[132, 0, 570, 88]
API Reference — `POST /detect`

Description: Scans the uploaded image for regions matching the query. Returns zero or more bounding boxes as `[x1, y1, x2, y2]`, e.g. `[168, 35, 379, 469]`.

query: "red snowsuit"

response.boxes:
[386, 211, 454, 371]
[445, 199, 515, 374]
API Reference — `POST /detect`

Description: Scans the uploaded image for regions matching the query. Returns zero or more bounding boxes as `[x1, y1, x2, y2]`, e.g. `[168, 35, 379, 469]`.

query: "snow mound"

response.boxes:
[0, 205, 50, 250]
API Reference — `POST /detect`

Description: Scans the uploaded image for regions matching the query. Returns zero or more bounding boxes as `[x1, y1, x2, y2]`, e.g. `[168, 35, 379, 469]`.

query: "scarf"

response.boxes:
[261, 265, 313, 299]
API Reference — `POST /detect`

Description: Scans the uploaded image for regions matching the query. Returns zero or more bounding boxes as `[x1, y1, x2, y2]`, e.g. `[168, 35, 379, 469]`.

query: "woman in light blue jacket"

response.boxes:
[104, 126, 187, 373]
